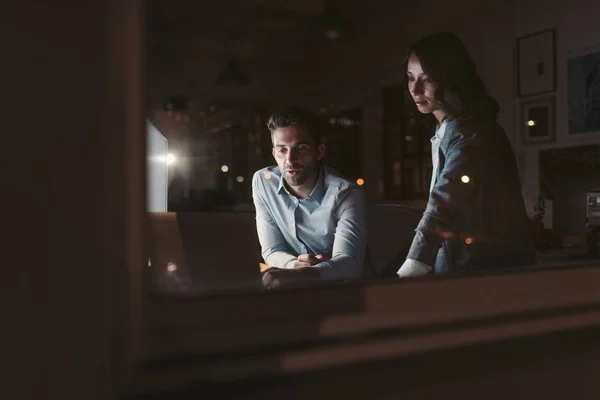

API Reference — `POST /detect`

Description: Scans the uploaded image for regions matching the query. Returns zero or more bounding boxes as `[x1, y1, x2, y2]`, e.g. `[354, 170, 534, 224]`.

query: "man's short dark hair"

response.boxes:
[266, 106, 321, 146]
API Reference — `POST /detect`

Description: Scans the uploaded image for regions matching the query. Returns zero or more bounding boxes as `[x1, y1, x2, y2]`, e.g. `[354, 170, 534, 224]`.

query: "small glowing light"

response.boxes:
[465, 237, 473, 245]
[165, 153, 175, 165]
[174, 113, 182, 122]
[264, 172, 272, 180]
[236, 176, 244, 183]
[405, 135, 414, 142]
[148, 258, 152, 267]
[167, 262, 177, 272]
[157, 153, 176, 165]
[527, 120, 536, 127]
[221, 165, 229, 172]
[356, 178, 365, 186]
[325, 29, 340, 40]
[461, 175, 470, 183]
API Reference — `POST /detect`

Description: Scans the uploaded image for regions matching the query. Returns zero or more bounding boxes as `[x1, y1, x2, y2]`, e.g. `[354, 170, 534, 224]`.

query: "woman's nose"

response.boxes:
[410, 81, 423, 95]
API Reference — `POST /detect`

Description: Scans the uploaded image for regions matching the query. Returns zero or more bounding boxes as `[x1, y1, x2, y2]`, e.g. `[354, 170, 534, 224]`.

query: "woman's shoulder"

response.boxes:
[443, 117, 501, 145]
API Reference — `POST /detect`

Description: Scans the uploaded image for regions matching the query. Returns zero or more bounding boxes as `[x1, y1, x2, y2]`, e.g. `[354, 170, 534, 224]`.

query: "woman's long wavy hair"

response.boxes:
[402, 32, 500, 128]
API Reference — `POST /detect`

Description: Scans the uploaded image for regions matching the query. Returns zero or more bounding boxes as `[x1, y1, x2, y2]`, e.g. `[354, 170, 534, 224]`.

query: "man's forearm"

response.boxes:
[314, 255, 362, 281]
[264, 251, 296, 269]
[316, 187, 367, 281]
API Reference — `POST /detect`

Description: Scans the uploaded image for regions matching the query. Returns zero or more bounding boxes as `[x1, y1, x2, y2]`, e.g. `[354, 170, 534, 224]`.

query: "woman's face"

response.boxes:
[407, 52, 446, 120]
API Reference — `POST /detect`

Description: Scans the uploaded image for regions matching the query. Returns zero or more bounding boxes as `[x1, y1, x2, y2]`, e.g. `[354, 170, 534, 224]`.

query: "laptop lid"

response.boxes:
[147, 212, 263, 295]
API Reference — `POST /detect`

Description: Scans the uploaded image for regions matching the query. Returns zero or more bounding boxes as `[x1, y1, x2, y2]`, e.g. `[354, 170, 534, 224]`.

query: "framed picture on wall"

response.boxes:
[520, 96, 556, 144]
[517, 28, 556, 97]
[567, 47, 600, 135]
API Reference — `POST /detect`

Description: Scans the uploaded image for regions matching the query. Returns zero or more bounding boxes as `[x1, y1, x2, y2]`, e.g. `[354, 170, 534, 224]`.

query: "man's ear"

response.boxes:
[316, 144, 326, 161]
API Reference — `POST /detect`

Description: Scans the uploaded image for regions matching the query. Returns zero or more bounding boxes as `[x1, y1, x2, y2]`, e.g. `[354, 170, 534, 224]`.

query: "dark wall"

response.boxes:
[5, 1, 141, 399]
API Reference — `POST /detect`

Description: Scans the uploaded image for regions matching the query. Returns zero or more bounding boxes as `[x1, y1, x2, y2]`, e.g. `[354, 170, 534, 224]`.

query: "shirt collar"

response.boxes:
[431, 120, 448, 143]
[277, 166, 326, 205]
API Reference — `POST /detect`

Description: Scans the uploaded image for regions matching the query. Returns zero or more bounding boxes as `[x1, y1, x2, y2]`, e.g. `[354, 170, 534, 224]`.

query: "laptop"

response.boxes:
[147, 211, 264, 295]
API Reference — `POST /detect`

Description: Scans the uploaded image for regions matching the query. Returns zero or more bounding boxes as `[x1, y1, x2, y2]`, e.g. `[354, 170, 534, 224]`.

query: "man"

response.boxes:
[252, 106, 368, 288]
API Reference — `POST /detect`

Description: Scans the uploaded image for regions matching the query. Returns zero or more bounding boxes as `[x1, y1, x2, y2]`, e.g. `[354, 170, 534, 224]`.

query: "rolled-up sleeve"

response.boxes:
[314, 187, 368, 281]
[407, 131, 482, 267]
[252, 172, 296, 269]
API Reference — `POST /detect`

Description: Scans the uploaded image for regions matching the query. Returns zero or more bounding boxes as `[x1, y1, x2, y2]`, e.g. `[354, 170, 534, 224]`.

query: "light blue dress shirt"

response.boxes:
[252, 165, 368, 281]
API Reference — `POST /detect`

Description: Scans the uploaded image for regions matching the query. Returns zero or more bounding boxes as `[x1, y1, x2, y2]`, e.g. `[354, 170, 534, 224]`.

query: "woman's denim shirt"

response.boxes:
[407, 118, 536, 273]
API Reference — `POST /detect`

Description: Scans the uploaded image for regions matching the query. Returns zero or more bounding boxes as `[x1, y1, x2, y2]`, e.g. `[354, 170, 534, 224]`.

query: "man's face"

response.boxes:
[271, 125, 324, 188]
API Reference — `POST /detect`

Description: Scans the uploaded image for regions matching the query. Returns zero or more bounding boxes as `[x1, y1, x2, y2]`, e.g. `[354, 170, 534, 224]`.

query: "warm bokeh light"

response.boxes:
[236, 176, 244, 183]
[221, 165, 229, 172]
[167, 262, 177, 272]
[465, 237, 473, 245]
[461, 175, 470, 183]
[527, 120, 536, 126]
[356, 178, 364, 185]
[442, 231, 454, 239]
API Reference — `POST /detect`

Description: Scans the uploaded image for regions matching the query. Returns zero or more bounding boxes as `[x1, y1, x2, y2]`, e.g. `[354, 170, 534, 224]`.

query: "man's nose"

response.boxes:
[285, 148, 298, 162]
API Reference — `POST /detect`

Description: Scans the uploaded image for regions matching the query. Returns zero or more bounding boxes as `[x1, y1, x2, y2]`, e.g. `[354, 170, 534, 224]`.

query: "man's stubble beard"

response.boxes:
[283, 161, 319, 188]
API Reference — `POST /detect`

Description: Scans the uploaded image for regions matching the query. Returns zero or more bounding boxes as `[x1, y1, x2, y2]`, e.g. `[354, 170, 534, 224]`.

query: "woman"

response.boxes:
[397, 32, 535, 277]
